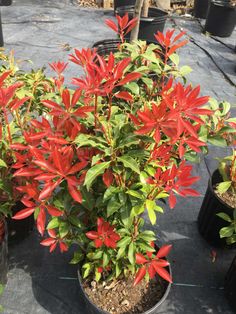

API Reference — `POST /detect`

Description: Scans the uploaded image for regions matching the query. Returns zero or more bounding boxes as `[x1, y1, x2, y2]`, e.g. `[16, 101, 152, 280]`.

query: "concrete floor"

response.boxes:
[0, 1, 236, 313]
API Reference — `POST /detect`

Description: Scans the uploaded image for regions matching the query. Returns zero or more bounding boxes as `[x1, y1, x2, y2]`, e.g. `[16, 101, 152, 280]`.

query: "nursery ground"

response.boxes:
[1, 1, 236, 313]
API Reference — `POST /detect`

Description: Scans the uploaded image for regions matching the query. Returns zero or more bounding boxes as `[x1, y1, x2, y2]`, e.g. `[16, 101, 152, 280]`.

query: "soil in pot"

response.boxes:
[197, 170, 235, 247]
[7, 201, 34, 245]
[215, 187, 236, 209]
[83, 274, 168, 314]
[0, 218, 8, 285]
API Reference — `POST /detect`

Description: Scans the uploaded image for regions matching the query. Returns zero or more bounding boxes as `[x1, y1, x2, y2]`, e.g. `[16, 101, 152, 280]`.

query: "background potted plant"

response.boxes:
[204, 0, 236, 37]
[9, 17, 235, 312]
[198, 101, 236, 247]
[0, 51, 54, 244]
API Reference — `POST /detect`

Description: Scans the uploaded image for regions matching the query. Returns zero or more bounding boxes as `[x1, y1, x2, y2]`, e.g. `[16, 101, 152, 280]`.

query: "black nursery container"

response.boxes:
[197, 170, 234, 247]
[92, 39, 121, 57]
[113, 0, 135, 11]
[0, 219, 8, 285]
[77, 266, 171, 314]
[115, 6, 168, 43]
[204, 1, 236, 37]
[7, 201, 34, 245]
[225, 256, 236, 312]
[193, 0, 210, 18]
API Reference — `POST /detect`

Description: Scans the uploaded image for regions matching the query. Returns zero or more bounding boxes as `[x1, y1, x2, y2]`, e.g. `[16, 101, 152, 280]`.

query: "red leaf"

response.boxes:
[117, 72, 141, 86]
[86, 231, 98, 240]
[37, 207, 46, 236]
[105, 19, 118, 33]
[169, 192, 176, 209]
[152, 264, 172, 283]
[133, 267, 146, 286]
[59, 241, 68, 252]
[68, 183, 82, 203]
[49, 242, 57, 253]
[12, 207, 35, 220]
[102, 169, 113, 187]
[115, 91, 133, 102]
[94, 238, 103, 248]
[156, 245, 172, 259]
[47, 205, 63, 217]
[40, 238, 56, 246]
[136, 253, 148, 265]
[147, 264, 156, 279]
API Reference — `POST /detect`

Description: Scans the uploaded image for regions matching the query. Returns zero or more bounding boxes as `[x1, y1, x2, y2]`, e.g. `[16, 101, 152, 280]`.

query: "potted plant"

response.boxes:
[193, 0, 210, 18]
[9, 19, 235, 311]
[208, 185, 236, 312]
[204, 0, 236, 37]
[115, 0, 169, 43]
[0, 50, 54, 244]
[198, 102, 236, 247]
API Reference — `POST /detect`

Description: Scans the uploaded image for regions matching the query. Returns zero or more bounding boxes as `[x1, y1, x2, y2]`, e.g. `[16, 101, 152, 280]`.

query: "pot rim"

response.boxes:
[78, 254, 172, 314]
[115, 5, 169, 21]
[209, 169, 235, 210]
[211, 0, 236, 9]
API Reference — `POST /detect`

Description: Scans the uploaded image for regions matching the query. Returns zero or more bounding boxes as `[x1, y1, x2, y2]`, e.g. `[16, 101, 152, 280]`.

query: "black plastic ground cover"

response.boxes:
[197, 170, 234, 247]
[7, 201, 34, 245]
[225, 256, 236, 313]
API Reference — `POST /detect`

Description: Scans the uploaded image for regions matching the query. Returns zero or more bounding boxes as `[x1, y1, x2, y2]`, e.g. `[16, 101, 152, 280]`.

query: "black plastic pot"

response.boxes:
[193, 0, 210, 18]
[78, 262, 171, 314]
[0, 218, 8, 285]
[7, 201, 34, 245]
[197, 170, 234, 247]
[92, 39, 121, 57]
[225, 256, 236, 312]
[113, 0, 135, 11]
[0, 0, 12, 5]
[116, 6, 168, 43]
[204, 1, 236, 37]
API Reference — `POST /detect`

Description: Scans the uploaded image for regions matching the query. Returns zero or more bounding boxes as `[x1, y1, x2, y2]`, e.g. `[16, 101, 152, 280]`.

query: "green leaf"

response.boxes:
[125, 82, 139, 95]
[146, 200, 156, 225]
[139, 230, 156, 242]
[154, 205, 164, 213]
[70, 251, 84, 264]
[128, 242, 134, 264]
[59, 222, 69, 238]
[82, 263, 92, 278]
[131, 204, 145, 216]
[103, 186, 120, 201]
[115, 262, 122, 278]
[180, 65, 192, 76]
[216, 212, 232, 223]
[169, 53, 179, 65]
[117, 156, 140, 174]
[0, 159, 7, 168]
[116, 246, 126, 259]
[81, 186, 95, 210]
[217, 181, 232, 194]
[84, 161, 110, 190]
[107, 197, 122, 217]
[47, 217, 59, 229]
[127, 190, 143, 199]
[219, 226, 234, 238]
[117, 236, 131, 248]
[95, 270, 101, 282]
[208, 136, 227, 147]
[103, 252, 109, 267]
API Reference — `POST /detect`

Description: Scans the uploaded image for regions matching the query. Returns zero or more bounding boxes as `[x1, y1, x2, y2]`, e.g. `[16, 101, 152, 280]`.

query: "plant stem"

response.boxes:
[130, 0, 144, 42]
